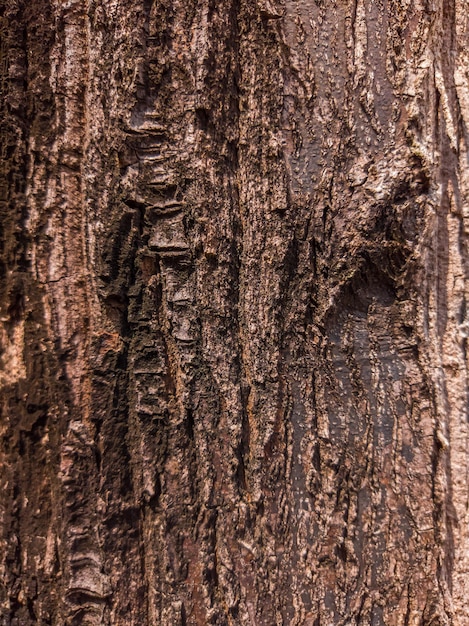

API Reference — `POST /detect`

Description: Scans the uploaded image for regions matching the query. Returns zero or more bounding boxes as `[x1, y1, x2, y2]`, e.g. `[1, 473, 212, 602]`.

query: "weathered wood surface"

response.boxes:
[1, 0, 469, 623]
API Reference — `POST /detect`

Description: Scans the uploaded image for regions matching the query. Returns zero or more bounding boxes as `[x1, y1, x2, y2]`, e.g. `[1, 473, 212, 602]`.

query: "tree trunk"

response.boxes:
[1, 0, 469, 624]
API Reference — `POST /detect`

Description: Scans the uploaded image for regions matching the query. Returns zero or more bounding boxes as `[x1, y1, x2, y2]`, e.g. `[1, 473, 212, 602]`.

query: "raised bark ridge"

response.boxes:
[1, 0, 469, 624]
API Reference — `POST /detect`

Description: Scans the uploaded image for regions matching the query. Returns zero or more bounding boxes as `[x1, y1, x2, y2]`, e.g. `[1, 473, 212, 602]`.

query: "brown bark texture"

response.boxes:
[1, 0, 469, 624]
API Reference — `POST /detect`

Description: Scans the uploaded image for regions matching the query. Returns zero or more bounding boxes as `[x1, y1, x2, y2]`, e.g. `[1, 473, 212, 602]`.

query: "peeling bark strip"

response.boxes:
[1, 0, 469, 624]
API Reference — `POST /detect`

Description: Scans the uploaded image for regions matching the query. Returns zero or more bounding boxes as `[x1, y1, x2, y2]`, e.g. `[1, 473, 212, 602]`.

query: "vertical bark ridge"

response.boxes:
[39, 1, 112, 623]
[0, 1, 63, 624]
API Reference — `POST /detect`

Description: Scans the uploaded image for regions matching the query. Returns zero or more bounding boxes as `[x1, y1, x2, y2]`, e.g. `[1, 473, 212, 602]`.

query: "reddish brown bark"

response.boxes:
[1, 0, 469, 624]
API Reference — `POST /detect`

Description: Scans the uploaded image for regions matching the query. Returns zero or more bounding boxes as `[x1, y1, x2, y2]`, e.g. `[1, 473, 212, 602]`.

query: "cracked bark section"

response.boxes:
[1, 0, 469, 624]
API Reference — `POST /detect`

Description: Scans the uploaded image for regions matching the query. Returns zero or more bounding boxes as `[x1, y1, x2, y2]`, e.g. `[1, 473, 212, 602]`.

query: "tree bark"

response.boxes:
[1, 0, 469, 624]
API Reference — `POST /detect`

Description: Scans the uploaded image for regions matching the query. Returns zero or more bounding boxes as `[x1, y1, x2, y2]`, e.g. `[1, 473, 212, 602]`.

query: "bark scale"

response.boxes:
[1, 0, 469, 624]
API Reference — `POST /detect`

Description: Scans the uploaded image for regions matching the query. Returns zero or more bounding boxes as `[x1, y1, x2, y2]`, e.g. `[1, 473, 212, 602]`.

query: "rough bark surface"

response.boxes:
[1, 0, 469, 624]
